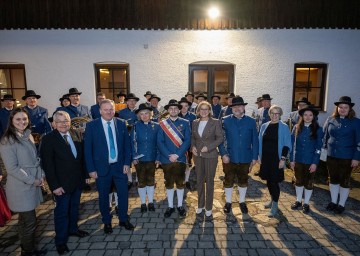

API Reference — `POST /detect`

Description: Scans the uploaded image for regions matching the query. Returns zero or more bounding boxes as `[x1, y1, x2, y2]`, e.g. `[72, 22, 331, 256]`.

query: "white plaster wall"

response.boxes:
[0, 29, 359, 124]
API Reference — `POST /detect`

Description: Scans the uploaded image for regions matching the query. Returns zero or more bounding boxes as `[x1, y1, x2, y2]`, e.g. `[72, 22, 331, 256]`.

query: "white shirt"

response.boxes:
[101, 118, 118, 163]
[60, 131, 77, 158]
[198, 120, 208, 137]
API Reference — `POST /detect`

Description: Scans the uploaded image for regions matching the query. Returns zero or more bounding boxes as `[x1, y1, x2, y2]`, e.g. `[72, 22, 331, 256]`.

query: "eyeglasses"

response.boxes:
[200, 108, 210, 111]
[55, 120, 70, 124]
[270, 112, 281, 115]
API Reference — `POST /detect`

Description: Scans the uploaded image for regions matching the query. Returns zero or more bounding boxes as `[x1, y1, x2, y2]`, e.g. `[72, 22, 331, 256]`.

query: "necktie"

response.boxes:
[107, 121, 116, 159]
[64, 134, 77, 157]
[63, 135, 70, 146]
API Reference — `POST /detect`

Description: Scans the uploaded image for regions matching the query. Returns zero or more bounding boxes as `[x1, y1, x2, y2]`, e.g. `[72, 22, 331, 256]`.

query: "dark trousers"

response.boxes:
[54, 186, 82, 245]
[18, 210, 37, 253]
[135, 161, 156, 188]
[195, 156, 218, 210]
[223, 162, 251, 188]
[327, 156, 352, 188]
[267, 181, 280, 202]
[162, 162, 186, 189]
[96, 164, 129, 224]
[294, 163, 315, 189]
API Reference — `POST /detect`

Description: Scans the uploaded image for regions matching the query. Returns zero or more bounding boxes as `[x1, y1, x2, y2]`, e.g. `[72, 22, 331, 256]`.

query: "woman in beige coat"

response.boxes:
[0, 108, 46, 256]
[191, 101, 223, 218]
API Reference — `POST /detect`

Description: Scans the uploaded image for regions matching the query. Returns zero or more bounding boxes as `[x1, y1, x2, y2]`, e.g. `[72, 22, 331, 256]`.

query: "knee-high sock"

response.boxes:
[177, 189, 184, 207]
[338, 186, 350, 207]
[329, 183, 340, 204]
[185, 166, 190, 182]
[147, 186, 155, 203]
[127, 171, 132, 182]
[166, 189, 174, 208]
[113, 192, 118, 206]
[295, 186, 304, 202]
[109, 193, 113, 207]
[138, 187, 146, 204]
[225, 187, 233, 203]
[304, 189, 312, 204]
[238, 187, 247, 203]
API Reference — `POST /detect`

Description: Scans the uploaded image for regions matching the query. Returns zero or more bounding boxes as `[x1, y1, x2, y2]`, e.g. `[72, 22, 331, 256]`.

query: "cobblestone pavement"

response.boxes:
[1, 160, 360, 256]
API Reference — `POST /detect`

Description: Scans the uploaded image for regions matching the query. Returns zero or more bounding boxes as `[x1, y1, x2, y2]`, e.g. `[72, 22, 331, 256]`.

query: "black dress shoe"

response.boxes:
[140, 203, 147, 213]
[224, 202, 232, 214]
[326, 202, 337, 211]
[302, 204, 310, 214]
[56, 244, 69, 255]
[334, 205, 345, 214]
[164, 207, 175, 218]
[148, 203, 155, 211]
[185, 181, 191, 190]
[291, 201, 302, 210]
[119, 220, 134, 230]
[104, 224, 113, 234]
[240, 202, 248, 214]
[69, 229, 89, 238]
[177, 206, 187, 218]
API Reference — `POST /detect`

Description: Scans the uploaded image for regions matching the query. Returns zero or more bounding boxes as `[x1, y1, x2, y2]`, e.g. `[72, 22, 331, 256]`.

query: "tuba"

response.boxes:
[71, 116, 92, 132]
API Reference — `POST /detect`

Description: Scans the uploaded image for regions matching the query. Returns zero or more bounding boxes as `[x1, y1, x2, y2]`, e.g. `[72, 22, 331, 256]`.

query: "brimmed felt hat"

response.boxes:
[225, 93, 235, 99]
[298, 105, 319, 117]
[211, 95, 221, 100]
[125, 93, 140, 101]
[334, 96, 355, 107]
[255, 97, 262, 104]
[59, 94, 70, 102]
[22, 90, 41, 100]
[144, 91, 152, 97]
[117, 91, 127, 98]
[179, 97, 192, 106]
[296, 97, 310, 105]
[185, 91, 194, 97]
[195, 92, 207, 100]
[1, 94, 16, 101]
[164, 99, 182, 110]
[260, 94, 272, 101]
[149, 94, 161, 102]
[230, 96, 248, 107]
[135, 103, 153, 114]
[68, 88, 82, 96]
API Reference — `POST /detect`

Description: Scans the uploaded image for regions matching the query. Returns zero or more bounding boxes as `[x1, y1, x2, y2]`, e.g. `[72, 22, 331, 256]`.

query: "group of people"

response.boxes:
[0, 86, 359, 255]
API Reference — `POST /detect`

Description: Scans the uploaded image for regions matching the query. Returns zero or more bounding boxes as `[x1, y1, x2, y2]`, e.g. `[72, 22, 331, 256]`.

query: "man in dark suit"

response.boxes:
[40, 111, 90, 255]
[84, 99, 133, 234]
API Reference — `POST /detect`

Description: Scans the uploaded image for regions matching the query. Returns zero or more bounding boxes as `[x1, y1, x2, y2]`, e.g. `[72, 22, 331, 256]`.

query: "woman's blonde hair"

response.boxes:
[196, 101, 213, 117]
[269, 105, 283, 116]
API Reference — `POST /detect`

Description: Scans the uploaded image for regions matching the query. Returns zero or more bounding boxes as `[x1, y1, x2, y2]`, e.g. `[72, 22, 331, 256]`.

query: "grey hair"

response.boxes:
[100, 99, 115, 107]
[269, 105, 283, 116]
[53, 110, 71, 122]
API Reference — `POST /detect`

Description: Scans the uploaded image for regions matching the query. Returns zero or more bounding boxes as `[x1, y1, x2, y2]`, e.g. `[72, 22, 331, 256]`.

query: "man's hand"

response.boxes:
[33, 179, 43, 187]
[290, 162, 295, 170]
[89, 171, 98, 179]
[53, 187, 65, 196]
[169, 154, 179, 163]
[85, 178, 91, 184]
[123, 165, 130, 174]
[351, 160, 359, 169]
[192, 147, 198, 156]
[222, 155, 230, 164]
[309, 164, 317, 173]
[278, 159, 285, 169]
[132, 160, 139, 165]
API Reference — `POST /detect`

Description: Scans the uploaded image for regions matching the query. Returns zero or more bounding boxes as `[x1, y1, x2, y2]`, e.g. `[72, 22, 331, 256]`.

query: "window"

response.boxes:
[292, 63, 327, 111]
[0, 64, 27, 107]
[94, 63, 130, 102]
[189, 61, 234, 106]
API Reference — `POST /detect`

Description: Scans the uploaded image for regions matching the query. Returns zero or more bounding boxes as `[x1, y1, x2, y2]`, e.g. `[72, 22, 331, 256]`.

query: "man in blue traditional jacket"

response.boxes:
[90, 92, 106, 119]
[118, 93, 139, 128]
[219, 93, 235, 118]
[219, 96, 259, 215]
[211, 95, 222, 119]
[0, 94, 16, 137]
[63, 88, 91, 119]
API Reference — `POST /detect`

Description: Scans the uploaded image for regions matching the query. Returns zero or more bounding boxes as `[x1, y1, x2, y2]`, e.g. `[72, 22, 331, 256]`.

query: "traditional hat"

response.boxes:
[149, 94, 161, 102]
[1, 94, 16, 101]
[225, 93, 235, 99]
[164, 99, 182, 110]
[211, 95, 221, 100]
[135, 103, 153, 114]
[334, 96, 355, 107]
[298, 105, 319, 117]
[296, 97, 310, 105]
[179, 97, 192, 106]
[255, 97, 262, 104]
[117, 91, 127, 98]
[195, 92, 207, 100]
[185, 91, 194, 97]
[230, 96, 248, 107]
[59, 94, 70, 102]
[144, 91, 152, 97]
[260, 94, 272, 101]
[22, 90, 41, 100]
[125, 93, 140, 101]
[68, 88, 82, 95]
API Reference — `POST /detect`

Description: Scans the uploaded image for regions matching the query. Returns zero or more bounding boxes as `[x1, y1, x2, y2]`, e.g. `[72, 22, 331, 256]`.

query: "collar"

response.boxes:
[26, 105, 37, 109]
[71, 104, 80, 107]
[101, 117, 114, 125]
[5, 107, 13, 111]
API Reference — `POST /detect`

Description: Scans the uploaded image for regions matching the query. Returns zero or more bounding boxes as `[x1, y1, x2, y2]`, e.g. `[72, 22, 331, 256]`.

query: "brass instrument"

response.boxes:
[153, 106, 169, 120]
[287, 118, 293, 132]
[31, 133, 42, 145]
[71, 116, 92, 131]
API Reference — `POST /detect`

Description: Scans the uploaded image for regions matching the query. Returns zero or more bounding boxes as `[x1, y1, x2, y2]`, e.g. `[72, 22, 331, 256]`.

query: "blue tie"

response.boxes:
[107, 121, 116, 159]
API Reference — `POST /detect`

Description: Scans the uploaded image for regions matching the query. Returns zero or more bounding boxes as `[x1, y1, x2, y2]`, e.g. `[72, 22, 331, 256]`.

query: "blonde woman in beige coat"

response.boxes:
[191, 101, 223, 219]
[0, 108, 46, 256]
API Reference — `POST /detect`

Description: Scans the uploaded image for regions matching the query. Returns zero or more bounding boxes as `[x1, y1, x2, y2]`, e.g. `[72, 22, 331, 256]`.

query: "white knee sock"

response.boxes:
[147, 186, 155, 203]
[185, 167, 190, 182]
[127, 171, 133, 182]
[225, 187, 233, 203]
[166, 189, 174, 208]
[138, 187, 146, 204]
[177, 189, 184, 207]
[109, 193, 113, 207]
[238, 187, 247, 203]
[338, 186, 350, 207]
[329, 183, 340, 204]
[113, 192, 118, 206]
[304, 189, 312, 204]
[295, 186, 304, 202]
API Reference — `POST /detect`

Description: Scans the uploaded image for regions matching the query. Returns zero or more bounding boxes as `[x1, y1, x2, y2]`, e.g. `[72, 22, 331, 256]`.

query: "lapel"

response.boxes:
[201, 118, 213, 139]
[96, 118, 107, 145]
[54, 129, 75, 158]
